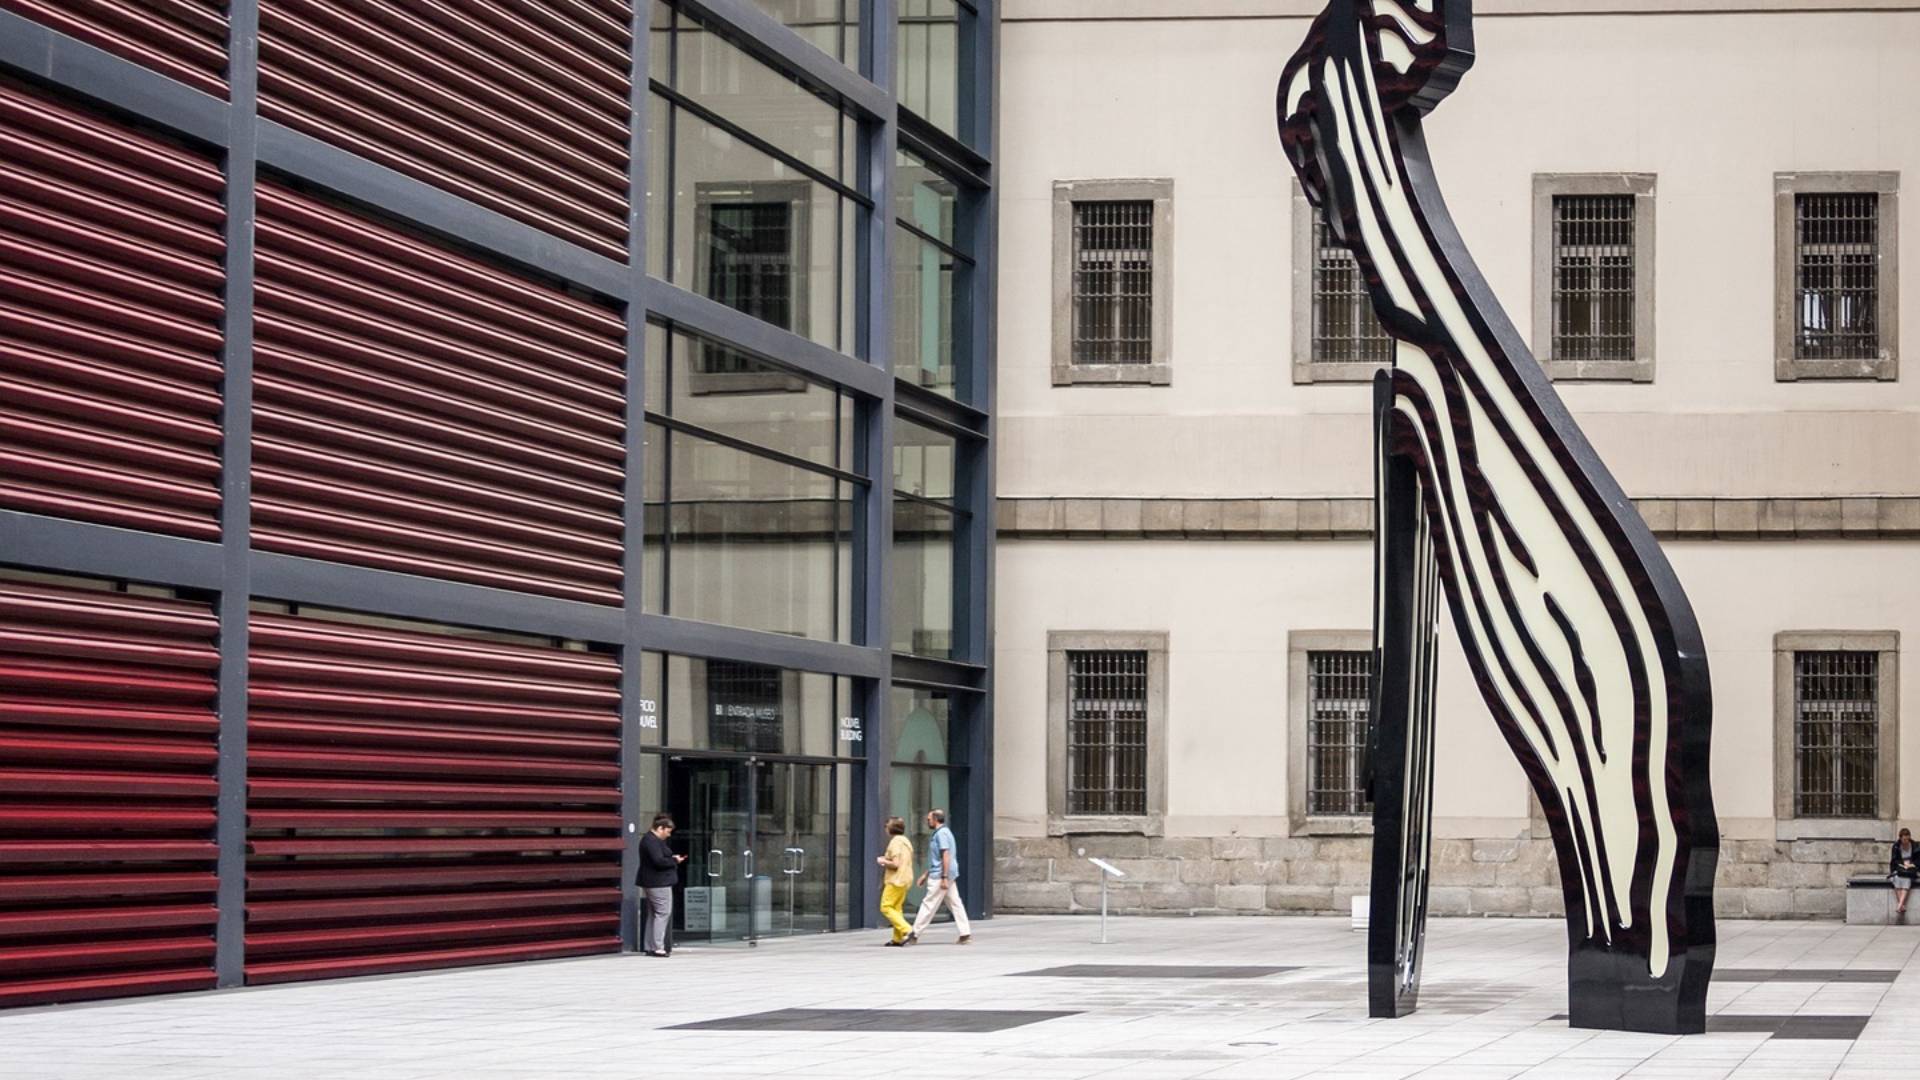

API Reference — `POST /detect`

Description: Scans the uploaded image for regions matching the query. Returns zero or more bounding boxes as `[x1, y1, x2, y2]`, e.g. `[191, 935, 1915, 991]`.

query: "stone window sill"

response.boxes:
[1293, 815, 1374, 837]
[1047, 815, 1163, 837]
[1052, 363, 1171, 387]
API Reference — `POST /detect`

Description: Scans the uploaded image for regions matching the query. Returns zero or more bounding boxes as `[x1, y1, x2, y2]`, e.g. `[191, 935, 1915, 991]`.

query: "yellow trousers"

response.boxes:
[880, 883, 912, 943]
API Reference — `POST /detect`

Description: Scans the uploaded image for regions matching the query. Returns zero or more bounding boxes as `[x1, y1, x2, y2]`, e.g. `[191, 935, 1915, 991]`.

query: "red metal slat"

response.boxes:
[244, 937, 616, 985]
[248, 837, 625, 857]
[246, 886, 621, 924]
[0, 806, 215, 831]
[248, 809, 620, 830]
[2, 872, 220, 901]
[0, 768, 217, 799]
[248, 530, 623, 606]
[247, 687, 621, 734]
[248, 615, 617, 680]
[0, 968, 216, 1009]
[0, 627, 220, 670]
[0, 80, 224, 540]
[0, 0, 227, 97]
[246, 745, 618, 782]
[249, 652, 619, 707]
[0, 583, 221, 634]
[0, 698, 219, 734]
[246, 912, 617, 957]
[0, 904, 218, 937]
[0, 839, 219, 862]
[248, 777, 621, 805]
[0, 731, 217, 770]
[0, 938, 215, 977]
[246, 861, 619, 895]
[250, 498, 623, 586]
[3, 659, 221, 701]
[245, 716, 617, 759]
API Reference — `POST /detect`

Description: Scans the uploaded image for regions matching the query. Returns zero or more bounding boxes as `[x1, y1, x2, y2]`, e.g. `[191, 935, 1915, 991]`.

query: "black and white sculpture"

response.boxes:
[1278, 0, 1719, 1035]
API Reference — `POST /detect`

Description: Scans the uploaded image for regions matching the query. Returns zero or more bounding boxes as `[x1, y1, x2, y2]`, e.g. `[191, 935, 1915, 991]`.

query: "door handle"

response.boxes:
[784, 846, 805, 876]
[743, 849, 754, 880]
[707, 849, 723, 879]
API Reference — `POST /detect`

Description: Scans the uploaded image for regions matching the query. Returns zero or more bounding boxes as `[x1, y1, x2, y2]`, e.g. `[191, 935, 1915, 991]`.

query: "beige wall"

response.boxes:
[996, 7, 1920, 499]
[992, 3, 1920, 916]
[997, 539, 1920, 839]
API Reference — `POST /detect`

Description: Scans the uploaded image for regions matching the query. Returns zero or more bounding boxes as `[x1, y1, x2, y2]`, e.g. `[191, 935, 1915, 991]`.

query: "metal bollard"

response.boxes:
[1084, 855, 1127, 945]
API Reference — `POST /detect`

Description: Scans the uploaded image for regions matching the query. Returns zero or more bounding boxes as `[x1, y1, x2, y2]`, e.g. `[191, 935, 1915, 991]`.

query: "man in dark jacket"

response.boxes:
[639, 813, 685, 956]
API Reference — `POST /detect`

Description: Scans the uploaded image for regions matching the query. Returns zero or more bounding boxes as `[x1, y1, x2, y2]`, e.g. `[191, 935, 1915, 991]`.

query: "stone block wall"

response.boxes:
[993, 834, 1890, 919]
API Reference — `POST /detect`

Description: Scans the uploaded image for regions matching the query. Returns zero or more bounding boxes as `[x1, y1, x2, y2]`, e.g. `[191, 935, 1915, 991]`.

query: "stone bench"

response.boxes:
[1847, 875, 1897, 925]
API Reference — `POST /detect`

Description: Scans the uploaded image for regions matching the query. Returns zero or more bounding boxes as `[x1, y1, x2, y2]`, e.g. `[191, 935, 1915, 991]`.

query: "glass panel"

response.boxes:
[650, 104, 856, 354]
[893, 416, 956, 502]
[663, 11, 853, 178]
[651, 423, 851, 641]
[890, 763, 952, 914]
[641, 424, 667, 613]
[891, 684, 954, 766]
[757, 762, 834, 936]
[750, 0, 859, 66]
[893, 227, 958, 396]
[892, 498, 955, 658]
[1072, 201, 1154, 365]
[896, 149, 957, 245]
[666, 756, 755, 946]
[1306, 651, 1374, 815]
[638, 651, 665, 747]
[646, 94, 671, 279]
[652, 324, 854, 471]
[665, 655, 839, 757]
[1551, 194, 1635, 362]
[1066, 651, 1148, 816]
[897, 0, 971, 140]
[835, 761, 853, 931]
[1794, 193, 1880, 360]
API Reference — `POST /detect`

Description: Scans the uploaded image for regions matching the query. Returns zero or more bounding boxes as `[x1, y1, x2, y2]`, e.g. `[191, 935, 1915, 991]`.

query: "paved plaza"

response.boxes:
[4, 916, 1919, 1079]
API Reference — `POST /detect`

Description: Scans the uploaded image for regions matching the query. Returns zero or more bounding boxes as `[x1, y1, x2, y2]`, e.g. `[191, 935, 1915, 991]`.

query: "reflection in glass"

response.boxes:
[638, 651, 665, 746]
[893, 416, 956, 502]
[666, 654, 841, 757]
[891, 684, 955, 766]
[648, 422, 852, 642]
[751, 0, 859, 67]
[648, 323, 856, 471]
[894, 228, 957, 395]
[891, 762, 952, 912]
[892, 497, 954, 658]
[649, 1, 861, 355]
[897, 0, 972, 140]
[896, 150, 957, 244]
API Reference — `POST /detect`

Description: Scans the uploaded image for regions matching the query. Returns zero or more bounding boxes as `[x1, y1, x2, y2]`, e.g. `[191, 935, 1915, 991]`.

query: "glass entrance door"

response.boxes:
[665, 755, 842, 946]
[756, 762, 833, 937]
[666, 757, 753, 946]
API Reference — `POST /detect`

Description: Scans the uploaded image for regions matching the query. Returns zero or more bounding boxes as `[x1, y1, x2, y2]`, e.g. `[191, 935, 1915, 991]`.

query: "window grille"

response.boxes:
[1313, 217, 1392, 363]
[1551, 194, 1636, 362]
[1793, 650, 1878, 818]
[705, 202, 794, 373]
[1308, 650, 1374, 815]
[1794, 193, 1879, 360]
[1066, 650, 1148, 815]
[1071, 201, 1153, 365]
[708, 659, 784, 753]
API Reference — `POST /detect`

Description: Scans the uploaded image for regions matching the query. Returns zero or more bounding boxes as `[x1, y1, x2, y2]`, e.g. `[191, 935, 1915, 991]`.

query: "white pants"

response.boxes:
[910, 879, 970, 938]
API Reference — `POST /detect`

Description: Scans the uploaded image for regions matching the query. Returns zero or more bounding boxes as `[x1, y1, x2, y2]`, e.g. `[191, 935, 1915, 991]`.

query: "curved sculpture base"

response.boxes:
[1568, 943, 1714, 1035]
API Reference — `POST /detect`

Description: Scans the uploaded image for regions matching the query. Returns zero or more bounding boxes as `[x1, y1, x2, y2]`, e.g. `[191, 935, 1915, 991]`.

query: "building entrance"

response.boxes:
[664, 755, 841, 946]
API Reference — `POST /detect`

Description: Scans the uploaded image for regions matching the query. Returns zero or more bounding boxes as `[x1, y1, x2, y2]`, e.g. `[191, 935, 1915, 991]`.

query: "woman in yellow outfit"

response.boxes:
[876, 816, 915, 946]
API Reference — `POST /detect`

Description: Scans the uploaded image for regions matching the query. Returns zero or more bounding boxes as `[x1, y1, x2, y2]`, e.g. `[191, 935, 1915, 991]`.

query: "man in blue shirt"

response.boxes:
[907, 808, 971, 945]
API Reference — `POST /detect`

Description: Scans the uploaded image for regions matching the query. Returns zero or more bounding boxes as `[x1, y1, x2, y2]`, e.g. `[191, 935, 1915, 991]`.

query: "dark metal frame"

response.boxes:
[0, 0, 997, 978]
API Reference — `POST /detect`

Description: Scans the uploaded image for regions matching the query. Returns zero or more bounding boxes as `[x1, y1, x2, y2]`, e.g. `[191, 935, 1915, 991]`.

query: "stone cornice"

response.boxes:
[996, 497, 1920, 540]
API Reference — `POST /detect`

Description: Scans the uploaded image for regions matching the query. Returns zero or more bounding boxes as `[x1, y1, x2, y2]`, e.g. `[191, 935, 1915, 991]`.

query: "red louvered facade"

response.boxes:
[0, 77, 226, 540]
[244, 612, 624, 984]
[0, 581, 221, 1008]
[0, 0, 229, 97]
[252, 181, 627, 605]
[257, 0, 633, 260]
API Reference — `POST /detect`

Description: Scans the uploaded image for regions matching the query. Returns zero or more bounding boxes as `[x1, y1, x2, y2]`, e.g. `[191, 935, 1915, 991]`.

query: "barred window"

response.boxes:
[1551, 194, 1636, 362]
[704, 200, 798, 373]
[1307, 650, 1373, 816]
[1313, 217, 1391, 364]
[1794, 193, 1879, 361]
[1066, 650, 1148, 815]
[1070, 201, 1153, 365]
[1794, 650, 1879, 819]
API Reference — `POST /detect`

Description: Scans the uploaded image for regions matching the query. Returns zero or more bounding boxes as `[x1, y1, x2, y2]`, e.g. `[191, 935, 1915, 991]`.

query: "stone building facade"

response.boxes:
[990, 0, 1919, 920]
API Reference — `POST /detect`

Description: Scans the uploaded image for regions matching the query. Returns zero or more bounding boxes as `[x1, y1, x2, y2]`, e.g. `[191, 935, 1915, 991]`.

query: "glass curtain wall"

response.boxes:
[642, 322, 859, 642]
[892, 416, 961, 659]
[649, 2, 864, 356]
